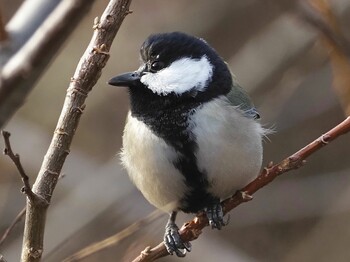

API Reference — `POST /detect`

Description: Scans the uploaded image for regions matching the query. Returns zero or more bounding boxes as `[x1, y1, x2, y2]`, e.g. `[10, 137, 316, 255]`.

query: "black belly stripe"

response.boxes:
[140, 113, 217, 212]
[139, 107, 217, 212]
[173, 147, 219, 213]
[129, 86, 220, 213]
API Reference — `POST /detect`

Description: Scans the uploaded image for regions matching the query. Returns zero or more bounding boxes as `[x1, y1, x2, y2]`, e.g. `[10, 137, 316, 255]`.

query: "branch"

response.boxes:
[0, 0, 96, 129]
[0, 0, 61, 64]
[1, 131, 37, 202]
[19, 0, 132, 261]
[131, 116, 350, 262]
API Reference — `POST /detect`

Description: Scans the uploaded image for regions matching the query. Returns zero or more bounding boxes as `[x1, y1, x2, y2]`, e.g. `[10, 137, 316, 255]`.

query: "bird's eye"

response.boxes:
[150, 61, 165, 72]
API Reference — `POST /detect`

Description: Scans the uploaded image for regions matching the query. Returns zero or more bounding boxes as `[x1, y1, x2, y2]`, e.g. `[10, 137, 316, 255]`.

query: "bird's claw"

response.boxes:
[205, 203, 229, 230]
[164, 223, 191, 257]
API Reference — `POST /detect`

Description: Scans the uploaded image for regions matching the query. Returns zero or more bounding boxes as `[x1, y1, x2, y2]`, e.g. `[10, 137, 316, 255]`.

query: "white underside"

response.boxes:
[121, 115, 186, 212]
[120, 97, 264, 212]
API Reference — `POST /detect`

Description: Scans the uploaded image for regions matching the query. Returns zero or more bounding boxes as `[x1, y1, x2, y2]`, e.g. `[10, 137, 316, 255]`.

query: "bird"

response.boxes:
[108, 32, 265, 257]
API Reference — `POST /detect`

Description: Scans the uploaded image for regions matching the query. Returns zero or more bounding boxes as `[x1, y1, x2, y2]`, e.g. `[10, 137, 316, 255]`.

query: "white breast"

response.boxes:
[120, 113, 187, 212]
[121, 98, 264, 212]
[190, 97, 264, 198]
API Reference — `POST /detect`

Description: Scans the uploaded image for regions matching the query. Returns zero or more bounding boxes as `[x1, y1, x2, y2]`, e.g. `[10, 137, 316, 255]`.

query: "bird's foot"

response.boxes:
[164, 222, 191, 257]
[205, 202, 229, 230]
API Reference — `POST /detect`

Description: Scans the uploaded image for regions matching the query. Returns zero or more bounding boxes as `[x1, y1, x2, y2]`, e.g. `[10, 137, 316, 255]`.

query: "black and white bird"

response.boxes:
[108, 32, 265, 257]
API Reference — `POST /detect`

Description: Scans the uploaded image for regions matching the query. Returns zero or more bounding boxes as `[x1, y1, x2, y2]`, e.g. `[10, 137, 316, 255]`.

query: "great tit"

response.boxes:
[108, 32, 265, 257]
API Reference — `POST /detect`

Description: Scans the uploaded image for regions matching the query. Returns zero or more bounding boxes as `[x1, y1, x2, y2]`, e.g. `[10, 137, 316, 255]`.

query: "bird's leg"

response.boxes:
[205, 199, 229, 230]
[164, 211, 191, 257]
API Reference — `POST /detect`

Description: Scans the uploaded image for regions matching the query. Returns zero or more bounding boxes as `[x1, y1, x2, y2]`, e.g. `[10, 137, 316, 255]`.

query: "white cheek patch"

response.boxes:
[140, 55, 213, 95]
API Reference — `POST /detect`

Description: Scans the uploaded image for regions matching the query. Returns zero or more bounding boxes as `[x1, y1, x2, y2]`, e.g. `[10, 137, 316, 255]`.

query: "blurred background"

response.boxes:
[1, 0, 350, 261]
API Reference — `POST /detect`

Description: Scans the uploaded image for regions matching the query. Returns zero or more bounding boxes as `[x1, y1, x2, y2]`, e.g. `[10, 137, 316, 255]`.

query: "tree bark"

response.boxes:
[20, 0, 133, 261]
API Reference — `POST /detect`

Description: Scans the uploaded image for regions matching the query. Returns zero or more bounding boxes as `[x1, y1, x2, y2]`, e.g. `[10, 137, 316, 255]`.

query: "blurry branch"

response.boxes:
[0, 9, 8, 42]
[299, 0, 350, 60]
[299, 0, 350, 116]
[131, 117, 350, 262]
[62, 210, 163, 262]
[19, 0, 132, 261]
[0, 207, 26, 247]
[0, 0, 96, 129]
[0, 254, 7, 262]
[0, 0, 61, 65]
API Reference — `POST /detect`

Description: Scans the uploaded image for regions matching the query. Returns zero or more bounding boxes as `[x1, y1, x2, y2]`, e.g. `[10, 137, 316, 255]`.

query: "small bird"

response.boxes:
[108, 32, 265, 257]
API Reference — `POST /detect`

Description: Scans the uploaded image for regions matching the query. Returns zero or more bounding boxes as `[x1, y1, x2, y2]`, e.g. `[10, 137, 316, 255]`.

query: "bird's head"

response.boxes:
[108, 32, 232, 100]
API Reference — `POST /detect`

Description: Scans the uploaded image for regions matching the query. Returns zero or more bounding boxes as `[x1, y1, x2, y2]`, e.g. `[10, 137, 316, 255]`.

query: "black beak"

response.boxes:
[108, 71, 141, 87]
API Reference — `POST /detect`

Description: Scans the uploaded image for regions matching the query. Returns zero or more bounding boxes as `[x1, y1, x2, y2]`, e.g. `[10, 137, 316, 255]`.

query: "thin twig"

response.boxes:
[20, 1, 132, 261]
[0, 207, 26, 247]
[1, 130, 37, 202]
[131, 116, 350, 262]
[62, 210, 163, 262]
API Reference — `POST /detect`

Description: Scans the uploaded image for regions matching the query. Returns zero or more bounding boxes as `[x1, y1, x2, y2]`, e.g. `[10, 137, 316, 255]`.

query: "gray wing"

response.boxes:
[226, 74, 260, 120]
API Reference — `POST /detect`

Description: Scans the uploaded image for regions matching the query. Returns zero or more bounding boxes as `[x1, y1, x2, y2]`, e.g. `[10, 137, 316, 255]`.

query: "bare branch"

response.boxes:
[0, 0, 96, 129]
[20, 0, 133, 261]
[131, 116, 350, 262]
[1, 130, 37, 202]
[0, 0, 61, 63]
